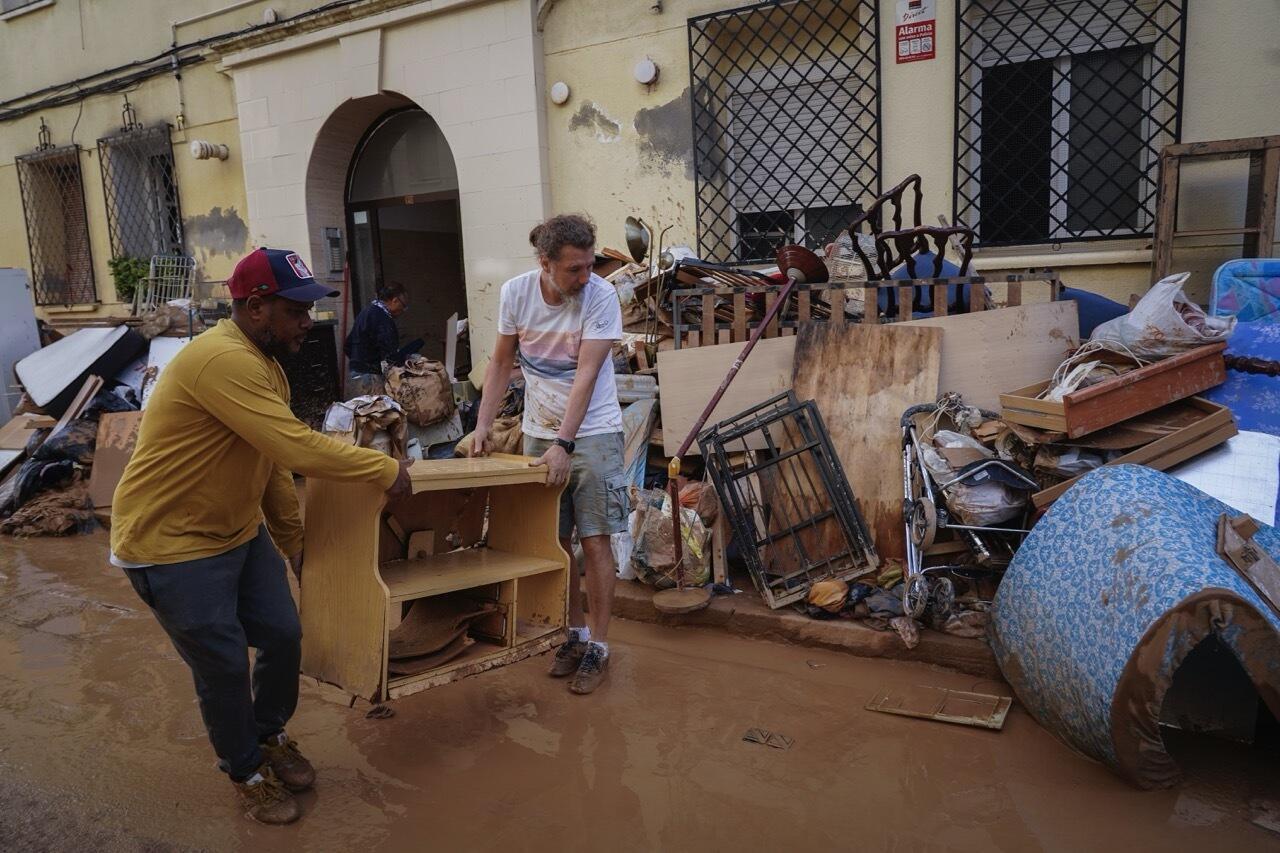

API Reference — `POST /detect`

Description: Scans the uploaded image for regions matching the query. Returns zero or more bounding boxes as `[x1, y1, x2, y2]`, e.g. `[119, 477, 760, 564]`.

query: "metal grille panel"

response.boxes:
[954, 0, 1186, 246]
[15, 145, 97, 305]
[97, 124, 184, 260]
[689, 0, 881, 264]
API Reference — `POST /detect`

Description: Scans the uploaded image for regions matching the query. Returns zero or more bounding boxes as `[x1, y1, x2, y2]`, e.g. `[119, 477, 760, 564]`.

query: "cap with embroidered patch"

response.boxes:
[227, 248, 339, 302]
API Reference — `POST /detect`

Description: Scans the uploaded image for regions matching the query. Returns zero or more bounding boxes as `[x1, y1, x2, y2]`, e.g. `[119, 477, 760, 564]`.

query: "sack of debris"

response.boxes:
[322, 395, 408, 459]
[455, 414, 524, 457]
[628, 488, 711, 588]
[1090, 272, 1236, 359]
[385, 355, 455, 427]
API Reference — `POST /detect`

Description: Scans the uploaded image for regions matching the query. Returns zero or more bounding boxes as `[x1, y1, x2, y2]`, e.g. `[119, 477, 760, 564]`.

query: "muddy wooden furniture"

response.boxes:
[300, 455, 568, 702]
[1151, 135, 1280, 282]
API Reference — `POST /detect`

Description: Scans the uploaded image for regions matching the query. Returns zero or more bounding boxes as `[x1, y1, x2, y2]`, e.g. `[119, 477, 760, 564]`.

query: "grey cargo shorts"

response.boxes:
[524, 431, 630, 539]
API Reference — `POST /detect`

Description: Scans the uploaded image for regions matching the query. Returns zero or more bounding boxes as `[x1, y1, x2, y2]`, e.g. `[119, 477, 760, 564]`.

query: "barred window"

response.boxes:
[689, 0, 880, 264]
[955, 0, 1185, 246]
[15, 145, 97, 305]
[97, 124, 184, 261]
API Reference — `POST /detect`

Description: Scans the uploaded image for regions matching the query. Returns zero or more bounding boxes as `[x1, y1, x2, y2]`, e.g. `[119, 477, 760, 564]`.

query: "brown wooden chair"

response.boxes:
[847, 174, 976, 316]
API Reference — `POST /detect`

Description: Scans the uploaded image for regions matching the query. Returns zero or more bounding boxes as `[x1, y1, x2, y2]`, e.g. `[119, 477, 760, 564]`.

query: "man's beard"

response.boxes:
[256, 327, 294, 360]
[549, 278, 582, 306]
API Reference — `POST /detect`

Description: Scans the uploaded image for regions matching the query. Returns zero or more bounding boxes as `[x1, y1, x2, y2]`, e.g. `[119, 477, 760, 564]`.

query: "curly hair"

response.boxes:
[529, 214, 596, 260]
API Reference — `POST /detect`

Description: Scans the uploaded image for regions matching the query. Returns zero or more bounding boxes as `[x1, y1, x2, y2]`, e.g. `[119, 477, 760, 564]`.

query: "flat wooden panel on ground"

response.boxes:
[658, 336, 795, 456]
[792, 323, 942, 560]
[903, 302, 1080, 412]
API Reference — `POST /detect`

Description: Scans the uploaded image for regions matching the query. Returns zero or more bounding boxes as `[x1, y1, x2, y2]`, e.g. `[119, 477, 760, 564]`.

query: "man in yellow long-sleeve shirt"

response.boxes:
[111, 247, 411, 826]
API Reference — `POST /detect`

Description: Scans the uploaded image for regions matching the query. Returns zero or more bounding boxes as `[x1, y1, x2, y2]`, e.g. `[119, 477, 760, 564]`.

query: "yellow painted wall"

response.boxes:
[4, 0, 1279, 320]
[544, 0, 1280, 305]
[0, 0, 318, 316]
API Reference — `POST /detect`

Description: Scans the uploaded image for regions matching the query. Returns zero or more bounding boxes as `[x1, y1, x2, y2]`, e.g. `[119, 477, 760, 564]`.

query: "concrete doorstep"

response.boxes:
[609, 579, 1003, 680]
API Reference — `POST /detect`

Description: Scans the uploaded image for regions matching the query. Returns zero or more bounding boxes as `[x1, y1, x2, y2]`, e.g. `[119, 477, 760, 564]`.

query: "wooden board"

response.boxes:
[1031, 397, 1237, 508]
[792, 323, 942, 560]
[903, 302, 1080, 411]
[87, 411, 143, 509]
[999, 342, 1226, 437]
[380, 550, 561, 601]
[407, 453, 547, 491]
[657, 336, 795, 456]
[0, 414, 55, 450]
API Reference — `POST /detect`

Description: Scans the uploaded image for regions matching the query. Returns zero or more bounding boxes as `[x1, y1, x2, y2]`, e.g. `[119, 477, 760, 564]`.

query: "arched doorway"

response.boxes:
[345, 108, 466, 363]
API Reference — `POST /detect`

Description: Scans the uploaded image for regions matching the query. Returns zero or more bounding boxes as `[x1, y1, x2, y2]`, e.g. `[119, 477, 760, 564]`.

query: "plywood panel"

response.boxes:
[904, 302, 1079, 411]
[301, 480, 389, 701]
[657, 336, 795, 456]
[793, 324, 943, 560]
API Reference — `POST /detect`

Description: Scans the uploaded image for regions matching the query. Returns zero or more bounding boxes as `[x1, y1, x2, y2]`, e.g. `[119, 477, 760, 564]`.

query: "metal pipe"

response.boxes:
[170, 1, 266, 130]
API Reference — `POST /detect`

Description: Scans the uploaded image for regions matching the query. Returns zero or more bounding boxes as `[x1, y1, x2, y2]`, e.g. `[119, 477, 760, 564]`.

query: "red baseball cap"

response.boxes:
[227, 248, 339, 302]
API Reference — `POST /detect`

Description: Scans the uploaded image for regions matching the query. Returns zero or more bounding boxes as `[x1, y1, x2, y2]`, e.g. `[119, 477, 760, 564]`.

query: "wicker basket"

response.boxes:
[823, 255, 869, 281]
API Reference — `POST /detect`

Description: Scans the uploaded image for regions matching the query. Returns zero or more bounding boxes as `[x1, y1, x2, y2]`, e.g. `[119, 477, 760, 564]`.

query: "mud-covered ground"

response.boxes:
[1, 529, 1277, 852]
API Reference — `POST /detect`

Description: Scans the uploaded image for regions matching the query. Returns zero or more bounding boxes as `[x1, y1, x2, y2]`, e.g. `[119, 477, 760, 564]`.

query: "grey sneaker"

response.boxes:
[549, 638, 586, 677]
[569, 644, 609, 695]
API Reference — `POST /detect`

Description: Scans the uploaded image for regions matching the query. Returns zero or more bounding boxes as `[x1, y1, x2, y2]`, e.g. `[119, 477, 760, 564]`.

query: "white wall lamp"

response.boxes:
[189, 140, 230, 161]
[549, 81, 571, 105]
[633, 57, 659, 87]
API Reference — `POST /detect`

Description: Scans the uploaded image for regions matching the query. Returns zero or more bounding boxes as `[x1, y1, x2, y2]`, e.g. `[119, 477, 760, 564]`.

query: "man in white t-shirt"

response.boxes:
[472, 214, 627, 694]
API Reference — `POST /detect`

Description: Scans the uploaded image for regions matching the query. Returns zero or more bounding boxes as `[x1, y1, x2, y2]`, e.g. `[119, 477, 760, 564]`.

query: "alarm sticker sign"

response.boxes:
[895, 0, 936, 64]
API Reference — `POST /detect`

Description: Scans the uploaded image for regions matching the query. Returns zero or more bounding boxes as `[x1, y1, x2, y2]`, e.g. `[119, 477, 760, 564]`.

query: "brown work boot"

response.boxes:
[549, 638, 586, 677]
[261, 732, 316, 792]
[233, 765, 300, 825]
[569, 643, 609, 695]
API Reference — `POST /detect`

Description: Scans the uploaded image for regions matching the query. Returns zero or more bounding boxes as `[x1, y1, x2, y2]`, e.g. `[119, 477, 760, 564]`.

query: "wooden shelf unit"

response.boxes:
[300, 454, 569, 702]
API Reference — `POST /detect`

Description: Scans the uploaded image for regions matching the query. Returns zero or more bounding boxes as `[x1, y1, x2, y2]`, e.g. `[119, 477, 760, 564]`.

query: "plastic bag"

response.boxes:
[627, 488, 711, 588]
[1089, 272, 1236, 359]
[385, 356, 455, 426]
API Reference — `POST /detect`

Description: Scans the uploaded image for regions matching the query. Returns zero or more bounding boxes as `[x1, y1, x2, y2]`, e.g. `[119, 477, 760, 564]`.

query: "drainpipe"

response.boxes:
[170, 0, 267, 130]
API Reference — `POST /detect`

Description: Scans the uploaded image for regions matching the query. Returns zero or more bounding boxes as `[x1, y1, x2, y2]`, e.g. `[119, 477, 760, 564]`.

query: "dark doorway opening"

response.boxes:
[346, 108, 466, 363]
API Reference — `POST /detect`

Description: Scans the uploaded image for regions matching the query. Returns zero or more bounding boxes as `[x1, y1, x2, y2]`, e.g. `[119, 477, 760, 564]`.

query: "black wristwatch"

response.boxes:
[553, 437, 575, 454]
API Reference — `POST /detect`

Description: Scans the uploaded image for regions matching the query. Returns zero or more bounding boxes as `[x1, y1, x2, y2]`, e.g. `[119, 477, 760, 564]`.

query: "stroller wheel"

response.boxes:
[930, 575, 956, 617]
[909, 498, 937, 549]
[903, 574, 930, 619]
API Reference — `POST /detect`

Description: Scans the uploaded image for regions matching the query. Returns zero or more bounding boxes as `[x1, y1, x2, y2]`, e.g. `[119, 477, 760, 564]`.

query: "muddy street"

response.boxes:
[1, 529, 1276, 852]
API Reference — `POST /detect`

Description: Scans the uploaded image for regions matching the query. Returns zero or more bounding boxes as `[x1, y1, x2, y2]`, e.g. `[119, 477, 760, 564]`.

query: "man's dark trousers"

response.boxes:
[123, 525, 301, 780]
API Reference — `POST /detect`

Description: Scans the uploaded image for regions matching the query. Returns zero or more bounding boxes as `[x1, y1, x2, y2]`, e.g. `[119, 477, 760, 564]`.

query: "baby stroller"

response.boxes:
[900, 396, 1038, 618]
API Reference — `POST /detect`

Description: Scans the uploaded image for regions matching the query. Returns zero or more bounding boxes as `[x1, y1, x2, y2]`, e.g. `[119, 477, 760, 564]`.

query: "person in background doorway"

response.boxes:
[470, 214, 627, 695]
[344, 281, 424, 397]
[111, 247, 413, 826]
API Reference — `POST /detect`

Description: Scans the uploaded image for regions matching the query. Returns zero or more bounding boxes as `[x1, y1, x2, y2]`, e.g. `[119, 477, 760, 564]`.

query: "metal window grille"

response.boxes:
[15, 145, 98, 305]
[689, 0, 881, 264]
[97, 123, 185, 261]
[954, 0, 1186, 246]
